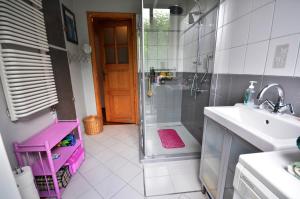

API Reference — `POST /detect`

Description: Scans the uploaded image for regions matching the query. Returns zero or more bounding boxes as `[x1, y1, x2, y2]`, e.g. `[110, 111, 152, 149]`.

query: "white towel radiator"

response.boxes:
[0, 0, 58, 121]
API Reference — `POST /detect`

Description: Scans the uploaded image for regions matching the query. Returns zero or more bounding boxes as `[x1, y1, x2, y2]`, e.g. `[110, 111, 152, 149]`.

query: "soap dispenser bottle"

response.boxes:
[244, 81, 257, 107]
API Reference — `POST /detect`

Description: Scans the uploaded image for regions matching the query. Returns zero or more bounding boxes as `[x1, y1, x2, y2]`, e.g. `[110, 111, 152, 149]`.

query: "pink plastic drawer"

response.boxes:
[66, 147, 84, 175]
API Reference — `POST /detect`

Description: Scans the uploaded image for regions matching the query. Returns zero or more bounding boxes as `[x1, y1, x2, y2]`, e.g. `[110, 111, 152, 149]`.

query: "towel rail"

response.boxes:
[15, 100, 58, 117]
[9, 82, 55, 91]
[12, 91, 57, 103]
[0, 0, 48, 51]
[7, 76, 54, 83]
[0, 0, 58, 121]
[11, 88, 57, 99]
[14, 94, 57, 107]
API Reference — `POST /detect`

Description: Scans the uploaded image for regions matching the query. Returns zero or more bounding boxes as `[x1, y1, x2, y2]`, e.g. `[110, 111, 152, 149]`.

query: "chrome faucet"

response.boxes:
[257, 83, 294, 114]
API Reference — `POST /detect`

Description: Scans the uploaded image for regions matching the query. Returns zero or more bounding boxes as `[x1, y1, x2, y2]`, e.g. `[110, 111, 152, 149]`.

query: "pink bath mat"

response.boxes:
[158, 129, 185, 149]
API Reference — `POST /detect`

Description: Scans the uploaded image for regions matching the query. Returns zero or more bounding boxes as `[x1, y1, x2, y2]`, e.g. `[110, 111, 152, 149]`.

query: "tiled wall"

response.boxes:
[145, 74, 183, 124]
[212, 0, 300, 116]
[181, 9, 217, 73]
[215, 0, 300, 76]
[210, 74, 300, 116]
[180, 3, 218, 143]
[181, 73, 212, 143]
[144, 30, 183, 72]
[143, 0, 219, 135]
[143, 10, 184, 124]
[143, 10, 184, 73]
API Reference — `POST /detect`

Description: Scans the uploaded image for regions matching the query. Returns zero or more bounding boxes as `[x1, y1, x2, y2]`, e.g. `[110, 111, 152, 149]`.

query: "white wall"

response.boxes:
[72, 0, 141, 115]
[144, 16, 184, 72]
[181, 1, 217, 73]
[215, 0, 300, 77]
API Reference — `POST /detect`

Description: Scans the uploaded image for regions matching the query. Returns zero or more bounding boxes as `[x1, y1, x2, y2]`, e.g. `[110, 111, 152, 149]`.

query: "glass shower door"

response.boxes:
[140, 0, 219, 160]
[142, 5, 187, 158]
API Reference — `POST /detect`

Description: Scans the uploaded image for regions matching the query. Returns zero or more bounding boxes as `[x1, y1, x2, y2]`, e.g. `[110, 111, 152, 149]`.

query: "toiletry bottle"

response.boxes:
[244, 81, 257, 107]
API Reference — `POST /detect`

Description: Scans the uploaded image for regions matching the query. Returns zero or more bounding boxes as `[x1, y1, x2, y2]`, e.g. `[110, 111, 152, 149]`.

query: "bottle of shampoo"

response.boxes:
[244, 81, 257, 107]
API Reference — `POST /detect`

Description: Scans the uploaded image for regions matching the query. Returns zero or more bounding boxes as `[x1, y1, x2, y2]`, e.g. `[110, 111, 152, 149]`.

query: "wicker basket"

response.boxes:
[83, 116, 103, 135]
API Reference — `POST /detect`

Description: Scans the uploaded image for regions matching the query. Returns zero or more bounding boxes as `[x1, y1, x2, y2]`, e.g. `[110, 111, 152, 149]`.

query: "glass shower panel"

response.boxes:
[139, 5, 146, 156]
[143, 1, 191, 158]
[141, 0, 219, 159]
[143, 8, 182, 125]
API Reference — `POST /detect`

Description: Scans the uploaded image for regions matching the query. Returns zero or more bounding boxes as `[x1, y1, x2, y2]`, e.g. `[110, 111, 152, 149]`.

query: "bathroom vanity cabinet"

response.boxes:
[199, 117, 261, 199]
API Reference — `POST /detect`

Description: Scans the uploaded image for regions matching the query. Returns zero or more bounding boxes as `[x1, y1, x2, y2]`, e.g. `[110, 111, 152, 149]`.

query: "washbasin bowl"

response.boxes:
[204, 104, 300, 151]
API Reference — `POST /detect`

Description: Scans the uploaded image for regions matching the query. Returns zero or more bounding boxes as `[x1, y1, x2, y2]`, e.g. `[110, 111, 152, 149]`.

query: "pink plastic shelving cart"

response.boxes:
[14, 119, 84, 199]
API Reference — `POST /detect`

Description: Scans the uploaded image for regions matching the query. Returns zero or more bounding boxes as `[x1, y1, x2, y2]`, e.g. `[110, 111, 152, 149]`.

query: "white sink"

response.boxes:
[204, 104, 300, 151]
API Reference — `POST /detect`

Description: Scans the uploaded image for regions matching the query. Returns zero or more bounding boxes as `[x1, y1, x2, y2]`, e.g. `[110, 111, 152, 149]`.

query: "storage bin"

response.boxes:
[35, 166, 71, 191]
[83, 115, 103, 135]
[65, 147, 84, 175]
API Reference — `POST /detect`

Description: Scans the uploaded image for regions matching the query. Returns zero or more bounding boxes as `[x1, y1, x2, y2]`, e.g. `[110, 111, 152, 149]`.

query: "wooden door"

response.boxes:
[99, 21, 136, 123]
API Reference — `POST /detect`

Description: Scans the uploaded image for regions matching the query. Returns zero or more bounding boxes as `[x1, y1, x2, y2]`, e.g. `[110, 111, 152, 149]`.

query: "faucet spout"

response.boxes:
[256, 83, 294, 114]
[257, 83, 285, 106]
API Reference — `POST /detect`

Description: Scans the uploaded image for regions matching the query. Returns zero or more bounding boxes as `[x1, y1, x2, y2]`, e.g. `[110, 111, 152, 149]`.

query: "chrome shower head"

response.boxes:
[188, 0, 203, 24]
[188, 13, 195, 24]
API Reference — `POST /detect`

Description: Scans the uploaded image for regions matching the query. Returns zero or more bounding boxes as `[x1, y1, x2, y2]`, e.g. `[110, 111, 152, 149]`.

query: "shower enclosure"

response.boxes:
[139, 0, 219, 160]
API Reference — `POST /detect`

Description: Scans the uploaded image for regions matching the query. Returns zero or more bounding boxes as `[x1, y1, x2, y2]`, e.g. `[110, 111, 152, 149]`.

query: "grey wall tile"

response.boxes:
[228, 75, 263, 106]
[214, 94, 229, 106]
[212, 74, 300, 116]
[212, 74, 263, 106]
[210, 74, 232, 106]
[144, 73, 183, 124]
[181, 72, 212, 143]
[215, 74, 232, 100]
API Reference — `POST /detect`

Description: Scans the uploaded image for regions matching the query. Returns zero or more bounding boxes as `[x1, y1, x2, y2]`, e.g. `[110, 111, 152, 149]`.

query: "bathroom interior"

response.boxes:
[1, 0, 300, 199]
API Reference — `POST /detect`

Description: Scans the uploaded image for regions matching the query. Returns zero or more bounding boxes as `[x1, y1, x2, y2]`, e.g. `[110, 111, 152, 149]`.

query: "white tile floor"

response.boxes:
[145, 123, 201, 157]
[144, 159, 202, 196]
[62, 125, 206, 199]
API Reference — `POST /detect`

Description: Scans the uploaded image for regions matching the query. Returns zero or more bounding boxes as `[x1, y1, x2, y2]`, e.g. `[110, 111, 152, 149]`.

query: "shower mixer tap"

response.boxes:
[190, 54, 212, 100]
[190, 73, 208, 100]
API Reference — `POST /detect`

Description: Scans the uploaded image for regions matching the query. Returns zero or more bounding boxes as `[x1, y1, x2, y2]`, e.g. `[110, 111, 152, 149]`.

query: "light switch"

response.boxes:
[272, 44, 289, 68]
